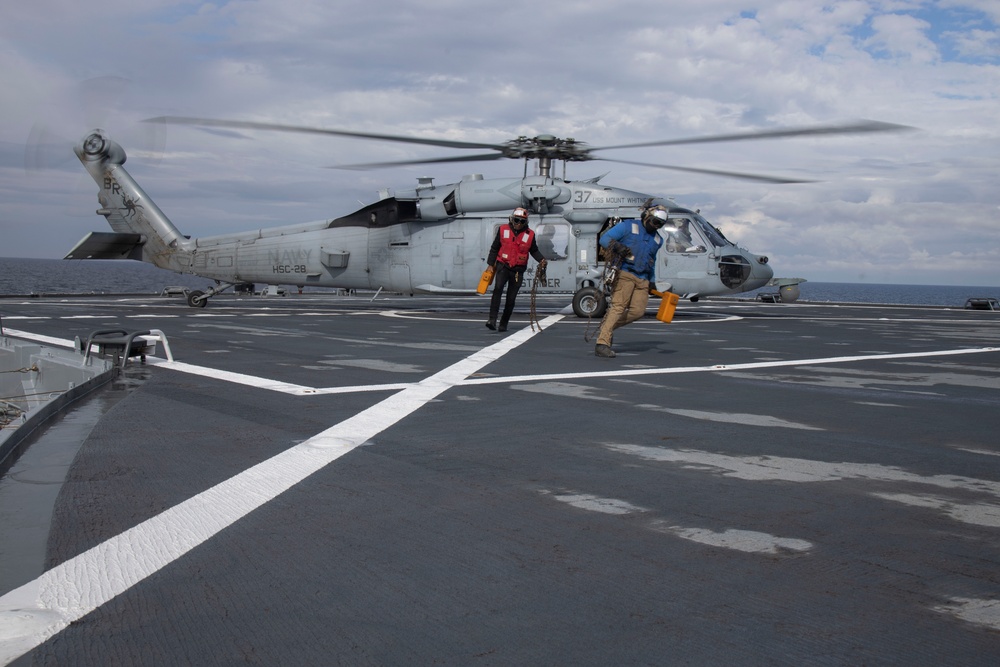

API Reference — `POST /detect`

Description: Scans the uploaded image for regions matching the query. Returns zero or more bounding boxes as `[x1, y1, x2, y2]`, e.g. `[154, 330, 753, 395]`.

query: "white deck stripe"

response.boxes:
[145, 358, 326, 394]
[1, 329, 79, 349]
[0, 314, 563, 665]
[462, 347, 1000, 386]
[5, 329, 997, 397]
[3, 329, 410, 396]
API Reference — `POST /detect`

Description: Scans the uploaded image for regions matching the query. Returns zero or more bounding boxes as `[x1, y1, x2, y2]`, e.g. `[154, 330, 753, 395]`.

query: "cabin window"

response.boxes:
[535, 222, 569, 260]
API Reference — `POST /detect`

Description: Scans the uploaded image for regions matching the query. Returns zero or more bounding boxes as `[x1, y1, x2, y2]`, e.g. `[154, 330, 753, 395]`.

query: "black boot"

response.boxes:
[486, 319, 497, 331]
[498, 319, 508, 332]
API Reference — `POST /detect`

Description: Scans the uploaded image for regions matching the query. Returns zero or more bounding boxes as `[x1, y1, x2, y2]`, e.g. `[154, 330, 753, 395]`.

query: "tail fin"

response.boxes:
[70, 130, 192, 270]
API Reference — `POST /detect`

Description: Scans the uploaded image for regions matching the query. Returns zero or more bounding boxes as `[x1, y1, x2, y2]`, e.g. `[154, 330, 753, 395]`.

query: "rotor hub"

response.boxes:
[501, 136, 593, 162]
[83, 132, 108, 157]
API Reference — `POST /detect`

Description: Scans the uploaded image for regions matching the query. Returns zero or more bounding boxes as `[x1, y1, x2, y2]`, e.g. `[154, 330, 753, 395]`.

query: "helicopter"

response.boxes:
[66, 117, 909, 315]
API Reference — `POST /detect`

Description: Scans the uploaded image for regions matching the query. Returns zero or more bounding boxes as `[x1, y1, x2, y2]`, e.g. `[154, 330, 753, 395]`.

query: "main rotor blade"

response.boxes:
[598, 158, 816, 184]
[593, 120, 914, 152]
[144, 116, 504, 151]
[328, 153, 506, 170]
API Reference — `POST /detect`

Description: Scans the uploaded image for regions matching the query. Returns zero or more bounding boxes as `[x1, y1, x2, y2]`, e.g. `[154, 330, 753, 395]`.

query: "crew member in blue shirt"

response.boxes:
[595, 206, 666, 358]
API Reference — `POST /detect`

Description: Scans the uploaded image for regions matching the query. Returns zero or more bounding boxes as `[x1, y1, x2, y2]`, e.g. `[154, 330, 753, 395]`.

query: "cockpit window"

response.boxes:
[691, 213, 729, 247]
[661, 211, 732, 251]
[662, 216, 707, 253]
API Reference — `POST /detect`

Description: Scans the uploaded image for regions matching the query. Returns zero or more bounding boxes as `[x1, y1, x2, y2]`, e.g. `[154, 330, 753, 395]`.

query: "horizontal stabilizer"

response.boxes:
[64, 232, 144, 260]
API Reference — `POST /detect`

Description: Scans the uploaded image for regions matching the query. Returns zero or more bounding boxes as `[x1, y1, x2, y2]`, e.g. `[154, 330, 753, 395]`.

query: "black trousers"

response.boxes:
[489, 262, 525, 324]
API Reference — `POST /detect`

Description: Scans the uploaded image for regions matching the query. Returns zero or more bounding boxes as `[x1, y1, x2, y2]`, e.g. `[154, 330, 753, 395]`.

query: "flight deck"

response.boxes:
[1, 293, 999, 665]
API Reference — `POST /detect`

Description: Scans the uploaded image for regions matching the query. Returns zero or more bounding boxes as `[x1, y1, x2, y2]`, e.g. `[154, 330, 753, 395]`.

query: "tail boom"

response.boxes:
[73, 130, 192, 272]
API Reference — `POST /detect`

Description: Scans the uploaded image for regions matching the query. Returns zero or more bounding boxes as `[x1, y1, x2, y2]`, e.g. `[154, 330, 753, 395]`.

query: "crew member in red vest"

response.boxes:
[485, 207, 548, 332]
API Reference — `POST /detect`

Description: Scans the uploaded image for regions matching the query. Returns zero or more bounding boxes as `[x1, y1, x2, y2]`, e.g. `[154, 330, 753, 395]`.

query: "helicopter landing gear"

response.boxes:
[186, 290, 207, 308]
[572, 286, 608, 319]
[185, 282, 237, 308]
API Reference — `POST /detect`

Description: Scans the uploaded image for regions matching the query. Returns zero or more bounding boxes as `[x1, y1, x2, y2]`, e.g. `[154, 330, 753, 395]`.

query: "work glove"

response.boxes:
[605, 240, 630, 261]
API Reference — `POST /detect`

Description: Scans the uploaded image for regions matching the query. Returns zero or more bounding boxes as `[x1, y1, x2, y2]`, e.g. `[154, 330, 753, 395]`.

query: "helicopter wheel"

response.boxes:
[186, 290, 208, 308]
[572, 287, 607, 319]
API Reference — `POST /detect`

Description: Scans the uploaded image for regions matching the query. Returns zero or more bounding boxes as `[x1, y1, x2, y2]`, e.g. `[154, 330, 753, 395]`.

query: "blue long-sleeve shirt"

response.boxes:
[599, 219, 663, 281]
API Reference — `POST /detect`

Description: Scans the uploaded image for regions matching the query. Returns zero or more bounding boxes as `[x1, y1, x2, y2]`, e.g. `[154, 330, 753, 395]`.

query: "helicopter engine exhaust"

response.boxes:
[398, 175, 573, 220]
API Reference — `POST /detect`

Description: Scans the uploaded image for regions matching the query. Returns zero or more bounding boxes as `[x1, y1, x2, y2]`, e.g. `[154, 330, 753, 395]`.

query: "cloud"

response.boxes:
[0, 0, 998, 288]
[867, 13, 940, 63]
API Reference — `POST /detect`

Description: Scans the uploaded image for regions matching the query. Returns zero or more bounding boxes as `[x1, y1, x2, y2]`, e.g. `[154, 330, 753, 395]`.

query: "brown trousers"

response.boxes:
[596, 271, 649, 346]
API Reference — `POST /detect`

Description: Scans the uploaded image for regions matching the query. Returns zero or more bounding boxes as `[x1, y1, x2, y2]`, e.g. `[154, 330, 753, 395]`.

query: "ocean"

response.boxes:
[0, 257, 213, 296]
[0, 256, 997, 307]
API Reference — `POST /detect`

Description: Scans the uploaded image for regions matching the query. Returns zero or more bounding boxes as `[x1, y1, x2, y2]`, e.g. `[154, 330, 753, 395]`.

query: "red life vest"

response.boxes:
[497, 225, 535, 267]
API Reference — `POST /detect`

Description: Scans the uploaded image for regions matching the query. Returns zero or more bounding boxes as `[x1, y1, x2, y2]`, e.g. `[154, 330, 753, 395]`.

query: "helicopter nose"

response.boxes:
[745, 253, 774, 290]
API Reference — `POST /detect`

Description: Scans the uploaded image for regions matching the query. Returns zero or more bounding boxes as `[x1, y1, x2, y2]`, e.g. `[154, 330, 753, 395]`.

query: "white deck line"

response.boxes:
[0, 315, 563, 665]
[5, 328, 997, 397]
[461, 347, 1000, 386]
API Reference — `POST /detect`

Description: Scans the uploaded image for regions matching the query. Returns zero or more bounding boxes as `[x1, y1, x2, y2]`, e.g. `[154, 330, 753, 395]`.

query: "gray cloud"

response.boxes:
[1, 0, 998, 286]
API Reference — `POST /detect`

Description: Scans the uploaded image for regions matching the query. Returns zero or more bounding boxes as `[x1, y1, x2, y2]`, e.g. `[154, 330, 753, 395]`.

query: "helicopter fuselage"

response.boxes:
[69, 131, 773, 312]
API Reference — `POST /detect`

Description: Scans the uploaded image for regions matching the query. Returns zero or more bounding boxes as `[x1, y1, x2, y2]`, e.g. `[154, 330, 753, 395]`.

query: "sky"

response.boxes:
[1, 0, 998, 286]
